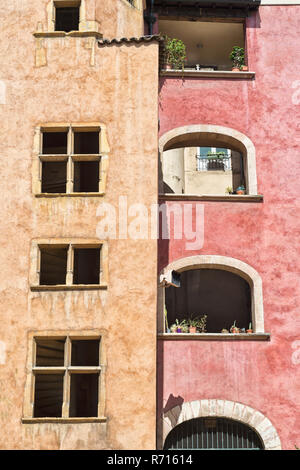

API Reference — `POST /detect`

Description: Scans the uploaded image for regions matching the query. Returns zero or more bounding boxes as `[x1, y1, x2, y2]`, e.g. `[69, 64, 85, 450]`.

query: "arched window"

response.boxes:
[159, 125, 258, 196]
[159, 255, 265, 334]
[165, 268, 252, 333]
[164, 417, 264, 450]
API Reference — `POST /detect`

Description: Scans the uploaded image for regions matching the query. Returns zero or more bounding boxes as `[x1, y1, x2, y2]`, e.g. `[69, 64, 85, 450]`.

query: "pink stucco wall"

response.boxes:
[158, 6, 300, 449]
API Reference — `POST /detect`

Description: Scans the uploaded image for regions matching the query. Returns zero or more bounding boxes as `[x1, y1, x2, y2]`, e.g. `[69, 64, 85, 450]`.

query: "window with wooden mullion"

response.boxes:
[40, 127, 101, 194]
[33, 336, 101, 419]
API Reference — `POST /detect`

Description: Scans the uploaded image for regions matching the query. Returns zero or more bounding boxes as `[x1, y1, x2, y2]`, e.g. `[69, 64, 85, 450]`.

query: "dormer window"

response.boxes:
[54, 1, 80, 32]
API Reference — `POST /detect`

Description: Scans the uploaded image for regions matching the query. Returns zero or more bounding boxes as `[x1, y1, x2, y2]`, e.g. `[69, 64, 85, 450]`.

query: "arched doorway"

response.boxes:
[164, 417, 264, 450]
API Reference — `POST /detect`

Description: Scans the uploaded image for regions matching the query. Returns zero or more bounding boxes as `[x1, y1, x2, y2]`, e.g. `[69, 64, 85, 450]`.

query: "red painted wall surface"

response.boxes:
[158, 6, 300, 449]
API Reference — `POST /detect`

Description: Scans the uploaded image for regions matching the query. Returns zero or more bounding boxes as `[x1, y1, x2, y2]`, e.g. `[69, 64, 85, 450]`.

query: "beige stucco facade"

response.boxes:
[0, 0, 158, 450]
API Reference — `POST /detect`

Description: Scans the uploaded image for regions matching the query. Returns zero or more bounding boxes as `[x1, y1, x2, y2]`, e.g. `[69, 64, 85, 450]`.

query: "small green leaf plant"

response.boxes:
[229, 46, 245, 69]
[164, 36, 186, 70]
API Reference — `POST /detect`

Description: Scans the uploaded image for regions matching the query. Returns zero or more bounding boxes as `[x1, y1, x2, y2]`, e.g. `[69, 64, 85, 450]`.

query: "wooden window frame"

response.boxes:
[30, 239, 108, 291]
[32, 123, 110, 197]
[22, 332, 107, 423]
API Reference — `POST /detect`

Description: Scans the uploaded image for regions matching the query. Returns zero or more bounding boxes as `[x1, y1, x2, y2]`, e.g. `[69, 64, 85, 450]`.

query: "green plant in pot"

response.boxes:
[196, 314, 208, 333]
[229, 46, 245, 71]
[236, 185, 245, 195]
[187, 316, 199, 333]
[164, 36, 186, 71]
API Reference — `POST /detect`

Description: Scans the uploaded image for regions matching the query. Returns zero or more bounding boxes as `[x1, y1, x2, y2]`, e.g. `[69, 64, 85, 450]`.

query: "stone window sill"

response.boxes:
[22, 417, 107, 424]
[35, 192, 105, 198]
[159, 194, 263, 203]
[30, 284, 108, 291]
[33, 31, 103, 39]
[158, 333, 270, 341]
[160, 69, 255, 79]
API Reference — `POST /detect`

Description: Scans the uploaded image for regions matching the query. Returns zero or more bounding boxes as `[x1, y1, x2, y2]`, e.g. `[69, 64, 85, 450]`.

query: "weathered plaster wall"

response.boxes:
[0, 1, 158, 450]
[96, 0, 144, 39]
[158, 7, 300, 449]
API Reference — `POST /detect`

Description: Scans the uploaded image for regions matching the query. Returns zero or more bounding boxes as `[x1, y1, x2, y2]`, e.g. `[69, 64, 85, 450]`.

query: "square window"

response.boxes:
[42, 132, 68, 155]
[73, 248, 100, 285]
[73, 161, 99, 192]
[55, 6, 80, 32]
[39, 246, 68, 285]
[35, 338, 65, 367]
[71, 339, 100, 366]
[41, 161, 67, 193]
[74, 131, 99, 154]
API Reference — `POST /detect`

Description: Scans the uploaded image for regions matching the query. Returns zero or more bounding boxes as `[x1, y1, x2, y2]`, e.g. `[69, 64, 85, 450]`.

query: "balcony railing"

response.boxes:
[196, 156, 232, 172]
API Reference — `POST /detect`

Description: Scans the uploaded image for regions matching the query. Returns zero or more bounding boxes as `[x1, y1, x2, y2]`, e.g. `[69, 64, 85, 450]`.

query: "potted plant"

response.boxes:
[164, 36, 186, 71]
[221, 328, 229, 334]
[170, 323, 177, 333]
[226, 186, 233, 195]
[187, 316, 199, 333]
[247, 322, 253, 334]
[229, 46, 245, 71]
[230, 320, 240, 334]
[236, 185, 245, 195]
[196, 314, 208, 333]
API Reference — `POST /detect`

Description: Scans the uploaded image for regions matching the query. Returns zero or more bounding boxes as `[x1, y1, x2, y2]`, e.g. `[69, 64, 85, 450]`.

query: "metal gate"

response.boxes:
[164, 417, 264, 450]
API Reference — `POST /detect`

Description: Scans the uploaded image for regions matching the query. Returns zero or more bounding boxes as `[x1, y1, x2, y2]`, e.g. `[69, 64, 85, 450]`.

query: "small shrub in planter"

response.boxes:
[164, 36, 186, 71]
[229, 46, 245, 71]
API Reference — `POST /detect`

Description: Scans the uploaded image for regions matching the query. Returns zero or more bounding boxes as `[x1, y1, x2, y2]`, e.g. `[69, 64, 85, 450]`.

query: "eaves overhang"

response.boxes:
[148, 0, 260, 8]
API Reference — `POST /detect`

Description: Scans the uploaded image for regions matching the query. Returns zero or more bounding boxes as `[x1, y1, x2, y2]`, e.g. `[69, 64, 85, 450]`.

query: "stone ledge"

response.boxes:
[158, 333, 270, 341]
[161, 69, 255, 79]
[159, 194, 263, 203]
[30, 284, 108, 292]
[35, 192, 105, 198]
[22, 417, 107, 424]
[33, 31, 103, 39]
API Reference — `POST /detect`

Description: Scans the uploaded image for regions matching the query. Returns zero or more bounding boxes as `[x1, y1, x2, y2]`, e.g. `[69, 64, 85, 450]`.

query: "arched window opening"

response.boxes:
[159, 125, 258, 196]
[165, 269, 252, 333]
[163, 145, 245, 196]
[164, 417, 264, 450]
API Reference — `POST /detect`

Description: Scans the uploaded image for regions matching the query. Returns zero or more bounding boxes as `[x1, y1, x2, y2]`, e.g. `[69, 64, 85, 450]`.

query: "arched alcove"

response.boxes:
[159, 255, 265, 333]
[165, 268, 252, 333]
[159, 125, 258, 196]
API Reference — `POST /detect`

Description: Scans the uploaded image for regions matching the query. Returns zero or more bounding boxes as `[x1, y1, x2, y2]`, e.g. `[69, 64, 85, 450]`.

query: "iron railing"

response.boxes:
[196, 156, 232, 172]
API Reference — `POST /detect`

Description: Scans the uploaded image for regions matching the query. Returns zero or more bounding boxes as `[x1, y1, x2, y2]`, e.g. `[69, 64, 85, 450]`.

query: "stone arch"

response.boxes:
[159, 124, 258, 195]
[159, 399, 281, 450]
[159, 255, 264, 333]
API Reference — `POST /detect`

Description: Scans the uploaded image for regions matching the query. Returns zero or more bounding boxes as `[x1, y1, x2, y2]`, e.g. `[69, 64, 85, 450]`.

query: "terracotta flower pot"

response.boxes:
[189, 326, 196, 334]
[236, 190, 245, 195]
[247, 329, 253, 334]
[241, 65, 249, 71]
[232, 67, 240, 72]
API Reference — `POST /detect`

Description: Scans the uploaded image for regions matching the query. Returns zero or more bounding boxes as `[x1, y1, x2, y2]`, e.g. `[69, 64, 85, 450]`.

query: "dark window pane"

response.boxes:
[34, 374, 64, 418]
[36, 339, 65, 367]
[71, 340, 100, 366]
[42, 161, 67, 193]
[73, 161, 99, 192]
[73, 248, 100, 285]
[55, 7, 80, 32]
[40, 247, 68, 285]
[74, 132, 99, 154]
[69, 374, 99, 417]
[42, 132, 68, 154]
